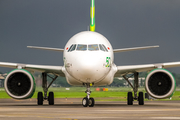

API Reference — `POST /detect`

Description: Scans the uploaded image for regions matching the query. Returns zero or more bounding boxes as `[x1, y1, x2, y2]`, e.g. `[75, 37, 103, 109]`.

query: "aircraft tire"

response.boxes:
[48, 92, 54, 105]
[82, 97, 89, 107]
[138, 92, 144, 105]
[37, 92, 43, 105]
[89, 98, 95, 107]
[127, 92, 133, 105]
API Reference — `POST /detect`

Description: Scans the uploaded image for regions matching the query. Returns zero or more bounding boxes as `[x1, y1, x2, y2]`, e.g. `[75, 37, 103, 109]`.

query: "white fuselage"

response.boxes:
[62, 31, 117, 86]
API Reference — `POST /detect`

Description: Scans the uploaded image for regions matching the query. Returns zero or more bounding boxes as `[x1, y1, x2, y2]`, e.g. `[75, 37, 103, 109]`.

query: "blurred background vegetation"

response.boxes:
[1, 71, 180, 88]
[0, 71, 180, 101]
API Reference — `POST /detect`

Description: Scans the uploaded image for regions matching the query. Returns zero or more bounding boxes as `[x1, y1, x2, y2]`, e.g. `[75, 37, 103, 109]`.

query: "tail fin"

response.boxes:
[90, 0, 95, 32]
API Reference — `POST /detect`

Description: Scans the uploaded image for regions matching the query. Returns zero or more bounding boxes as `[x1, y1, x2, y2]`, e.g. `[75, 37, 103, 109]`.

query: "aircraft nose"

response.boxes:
[74, 55, 104, 82]
[80, 57, 98, 75]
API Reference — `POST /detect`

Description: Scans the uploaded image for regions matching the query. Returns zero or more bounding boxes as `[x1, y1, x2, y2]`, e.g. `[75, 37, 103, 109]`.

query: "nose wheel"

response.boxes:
[82, 97, 95, 107]
[89, 98, 95, 107]
[82, 84, 95, 107]
[82, 97, 89, 107]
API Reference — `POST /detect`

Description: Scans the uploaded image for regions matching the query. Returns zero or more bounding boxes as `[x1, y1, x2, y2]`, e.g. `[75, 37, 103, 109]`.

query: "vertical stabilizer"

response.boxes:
[90, 0, 95, 32]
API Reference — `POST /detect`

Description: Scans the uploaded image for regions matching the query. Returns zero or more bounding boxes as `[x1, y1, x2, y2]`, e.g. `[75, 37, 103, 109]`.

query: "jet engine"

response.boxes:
[4, 69, 36, 99]
[145, 69, 176, 99]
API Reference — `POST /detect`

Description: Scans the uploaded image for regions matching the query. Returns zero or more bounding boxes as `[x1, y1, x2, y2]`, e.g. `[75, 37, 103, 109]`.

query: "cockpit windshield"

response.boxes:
[101, 44, 108, 52]
[68, 44, 108, 52]
[88, 44, 99, 51]
[68, 44, 76, 52]
[99, 44, 105, 51]
[76, 44, 87, 51]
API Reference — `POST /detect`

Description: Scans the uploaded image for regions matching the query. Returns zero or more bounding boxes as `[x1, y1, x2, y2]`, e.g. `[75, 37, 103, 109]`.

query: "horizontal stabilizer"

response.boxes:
[113, 45, 159, 53]
[27, 46, 64, 52]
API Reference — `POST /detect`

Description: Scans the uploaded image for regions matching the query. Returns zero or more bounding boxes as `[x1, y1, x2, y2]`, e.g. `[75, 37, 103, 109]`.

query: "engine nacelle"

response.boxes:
[145, 69, 176, 99]
[4, 69, 36, 99]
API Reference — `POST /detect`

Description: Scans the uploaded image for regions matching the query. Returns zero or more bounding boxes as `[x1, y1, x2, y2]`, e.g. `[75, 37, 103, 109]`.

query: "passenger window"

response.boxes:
[102, 44, 108, 52]
[88, 44, 99, 51]
[70, 44, 76, 51]
[68, 45, 74, 52]
[76, 44, 87, 51]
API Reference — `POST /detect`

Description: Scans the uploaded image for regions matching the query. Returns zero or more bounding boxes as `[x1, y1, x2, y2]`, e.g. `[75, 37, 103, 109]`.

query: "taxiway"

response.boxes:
[0, 98, 180, 120]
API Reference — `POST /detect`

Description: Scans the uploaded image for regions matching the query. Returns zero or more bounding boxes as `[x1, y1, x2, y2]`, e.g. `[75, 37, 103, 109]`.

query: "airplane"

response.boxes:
[0, 0, 180, 107]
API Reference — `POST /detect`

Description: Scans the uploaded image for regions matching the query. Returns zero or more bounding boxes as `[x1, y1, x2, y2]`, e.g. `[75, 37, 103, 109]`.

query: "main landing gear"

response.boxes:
[82, 83, 95, 107]
[123, 72, 144, 105]
[37, 73, 58, 105]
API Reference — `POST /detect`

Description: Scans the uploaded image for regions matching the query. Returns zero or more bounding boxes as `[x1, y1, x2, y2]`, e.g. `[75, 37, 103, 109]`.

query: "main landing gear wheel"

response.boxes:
[37, 92, 43, 105]
[127, 92, 133, 105]
[48, 92, 54, 105]
[38, 72, 58, 106]
[89, 98, 95, 107]
[124, 73, 145, 105]
[82, 97, 89, 107]
[138, 92, 144, 105]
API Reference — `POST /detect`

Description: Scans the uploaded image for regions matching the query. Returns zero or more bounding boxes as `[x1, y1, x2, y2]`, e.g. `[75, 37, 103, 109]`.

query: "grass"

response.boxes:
[0, 87, 180, 101]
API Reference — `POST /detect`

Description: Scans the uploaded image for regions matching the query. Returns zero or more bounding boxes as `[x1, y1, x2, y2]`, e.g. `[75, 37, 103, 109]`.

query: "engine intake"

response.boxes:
[4, 69, 36, 99]
[145, 69, 176, 99]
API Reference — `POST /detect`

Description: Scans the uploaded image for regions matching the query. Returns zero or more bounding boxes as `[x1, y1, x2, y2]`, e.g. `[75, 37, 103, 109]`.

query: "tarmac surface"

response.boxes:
[0, 98, 180, 120]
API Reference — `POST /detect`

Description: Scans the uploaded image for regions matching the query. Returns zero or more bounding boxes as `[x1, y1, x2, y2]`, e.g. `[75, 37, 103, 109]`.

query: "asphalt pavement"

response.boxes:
[0, 98, 180, 120]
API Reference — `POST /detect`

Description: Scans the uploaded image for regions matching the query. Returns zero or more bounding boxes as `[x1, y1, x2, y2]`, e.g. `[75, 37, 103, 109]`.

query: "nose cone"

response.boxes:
[71, 54, 108, 83]
[79, 57, 99, 76]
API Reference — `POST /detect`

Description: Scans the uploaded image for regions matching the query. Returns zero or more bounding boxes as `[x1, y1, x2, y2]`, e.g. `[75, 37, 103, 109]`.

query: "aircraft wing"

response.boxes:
[113, 45, 159, 53]
[114, 61, 180, 77]
[27, 46, 64, 52]
[0, 62, 65, 77]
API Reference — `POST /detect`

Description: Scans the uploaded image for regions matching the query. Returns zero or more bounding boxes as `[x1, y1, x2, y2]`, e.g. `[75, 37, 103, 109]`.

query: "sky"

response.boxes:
[0, 0, 180, 73]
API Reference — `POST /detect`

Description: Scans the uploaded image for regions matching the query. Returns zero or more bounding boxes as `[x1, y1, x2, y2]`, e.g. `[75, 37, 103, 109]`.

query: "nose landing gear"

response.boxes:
[82, 83, 95, 107]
